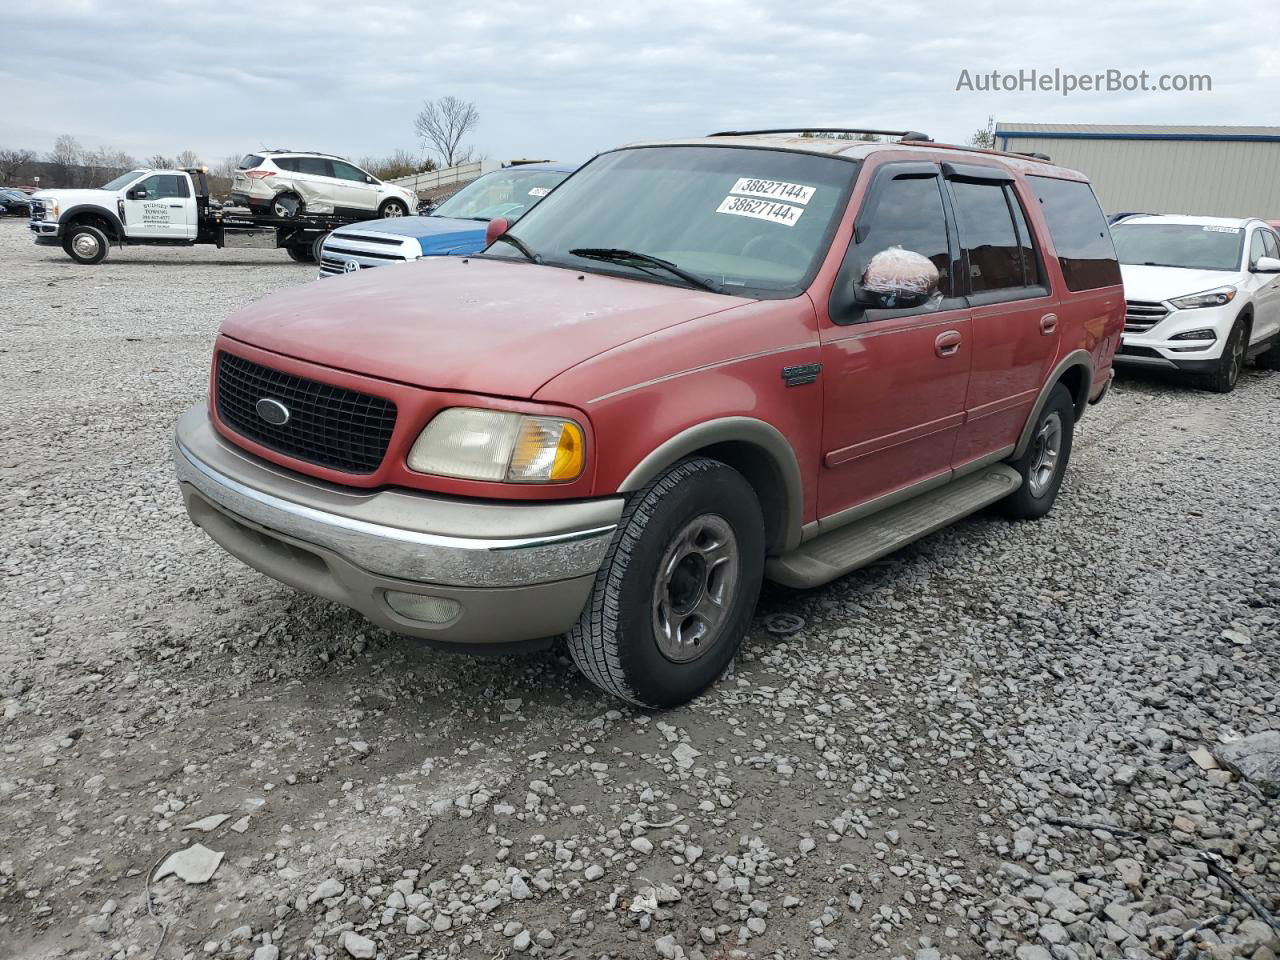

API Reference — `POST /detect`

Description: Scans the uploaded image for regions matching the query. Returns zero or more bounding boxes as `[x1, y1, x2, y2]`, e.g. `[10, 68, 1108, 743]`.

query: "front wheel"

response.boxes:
[285, 244, 314, 263]
[379, 199, 408, 218]
[1201, 318, 1247, 392]
[62, 224, 110, 265]
[567, 458, 765, 708]
[998, 383, 1075, 520]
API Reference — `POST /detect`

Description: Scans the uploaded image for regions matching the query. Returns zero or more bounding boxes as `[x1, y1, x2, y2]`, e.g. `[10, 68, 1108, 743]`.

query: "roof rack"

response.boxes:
[709, 127, 932, 142]
[1011, 151, 1053, 162]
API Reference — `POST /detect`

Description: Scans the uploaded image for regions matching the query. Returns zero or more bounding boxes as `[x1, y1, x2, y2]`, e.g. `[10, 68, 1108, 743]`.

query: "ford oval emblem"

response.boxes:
[256, 398, 290, 426]
[343, 259, 359, 274]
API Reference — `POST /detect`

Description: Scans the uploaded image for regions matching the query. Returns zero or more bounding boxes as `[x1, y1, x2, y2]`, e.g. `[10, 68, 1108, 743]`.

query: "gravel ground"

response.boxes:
[1, 218, 1277, 960]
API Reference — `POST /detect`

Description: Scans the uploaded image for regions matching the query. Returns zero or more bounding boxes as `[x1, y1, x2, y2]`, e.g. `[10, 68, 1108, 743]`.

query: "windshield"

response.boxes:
[100, 170, 146, 191]
[1112, 223, 1244, 271]
[488, 146, 857, 297]
[432, 168, 569, 221]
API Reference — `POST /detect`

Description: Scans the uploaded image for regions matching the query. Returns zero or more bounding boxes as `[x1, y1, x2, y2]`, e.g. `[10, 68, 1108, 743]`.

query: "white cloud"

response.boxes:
[0, 0, 1270, 165]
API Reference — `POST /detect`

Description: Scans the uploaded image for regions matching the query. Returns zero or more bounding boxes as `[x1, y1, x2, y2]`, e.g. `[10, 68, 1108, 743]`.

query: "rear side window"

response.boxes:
[1028, 176, 1121, 291]
[295, 156, 334, 177]
[273, 157, 299, 173]
[238, 154, 264, 169]
[949, 180, 1039, 293]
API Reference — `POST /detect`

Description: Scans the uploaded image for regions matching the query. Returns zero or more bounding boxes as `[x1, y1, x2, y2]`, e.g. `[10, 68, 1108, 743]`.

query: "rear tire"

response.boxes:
[62, 224, 109, 265]
[567, 458, 765, 708]
[1201, 318, 1246, 393]
[272, 193, 302, 218]
[998, 384, 1075, 520]
[285, 244, 314, 263]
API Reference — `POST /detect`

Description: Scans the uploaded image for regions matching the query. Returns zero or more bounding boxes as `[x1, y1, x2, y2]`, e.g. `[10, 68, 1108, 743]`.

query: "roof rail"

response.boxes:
[708, 127, 932, 142]
[1012, 151, 1053, 162]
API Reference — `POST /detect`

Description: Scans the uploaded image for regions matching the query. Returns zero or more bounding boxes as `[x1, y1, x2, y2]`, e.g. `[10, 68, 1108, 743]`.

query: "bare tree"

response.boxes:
[211, 155, 240, 181]
[147, 154, 175, 170]
[175, 149, 201, 169]
[47, 135, 84, 187]
[0, 147, 37, 185]
[969, 116, 996, 149]
[413, 96, 478, 168]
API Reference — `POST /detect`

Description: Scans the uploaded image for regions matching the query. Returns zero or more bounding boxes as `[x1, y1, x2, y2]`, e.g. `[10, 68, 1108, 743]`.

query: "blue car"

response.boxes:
[317, 161, 576, 277]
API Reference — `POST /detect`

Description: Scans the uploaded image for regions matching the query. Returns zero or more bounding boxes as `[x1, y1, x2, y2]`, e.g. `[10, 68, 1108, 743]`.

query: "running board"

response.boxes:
[766, 465, 1022, 588]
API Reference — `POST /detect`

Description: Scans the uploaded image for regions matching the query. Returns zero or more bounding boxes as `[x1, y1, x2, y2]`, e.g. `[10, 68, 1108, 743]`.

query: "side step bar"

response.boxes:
[766, 465, 1022, 589]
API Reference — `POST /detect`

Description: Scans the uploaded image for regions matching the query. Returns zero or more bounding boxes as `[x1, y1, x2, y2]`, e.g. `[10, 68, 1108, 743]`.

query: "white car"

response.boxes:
[229, 151, 416, 220]
[1111, 215, 1280, 391]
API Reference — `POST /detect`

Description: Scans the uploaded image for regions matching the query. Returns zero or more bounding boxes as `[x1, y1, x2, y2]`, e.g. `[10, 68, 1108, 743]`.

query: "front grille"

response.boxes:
[215, 352, 397, 474]
[318, 231, 417, 276]
[28, 199, 44, 222]
[1124, 300, 1169, 333]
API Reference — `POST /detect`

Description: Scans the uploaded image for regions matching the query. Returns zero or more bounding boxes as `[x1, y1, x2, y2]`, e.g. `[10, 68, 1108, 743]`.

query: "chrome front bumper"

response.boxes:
[172, 405, 622, 644]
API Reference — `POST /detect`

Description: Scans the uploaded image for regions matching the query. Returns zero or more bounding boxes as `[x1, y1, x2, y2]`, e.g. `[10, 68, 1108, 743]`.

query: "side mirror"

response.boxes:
[366, 175, 376, 184]
[127, 188, 148, 200]
[1252, 256, 1280, 273]
[858, 247, 941, 308]
[485, 217, 510, 246]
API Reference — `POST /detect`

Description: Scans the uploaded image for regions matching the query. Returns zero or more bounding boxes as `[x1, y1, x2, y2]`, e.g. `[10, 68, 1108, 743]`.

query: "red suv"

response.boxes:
[173, 129, 1123, 707]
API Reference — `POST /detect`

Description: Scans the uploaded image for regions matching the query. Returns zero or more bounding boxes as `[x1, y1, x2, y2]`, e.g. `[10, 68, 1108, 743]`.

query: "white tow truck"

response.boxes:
[29, 166, 369, 265]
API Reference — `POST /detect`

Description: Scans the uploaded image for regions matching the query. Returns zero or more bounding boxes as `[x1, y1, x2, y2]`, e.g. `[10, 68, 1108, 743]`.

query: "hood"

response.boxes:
[33, 188, 117, 206]
[333, 215, 486, 254]
[221, 256, 750, 398]
[1119, 263, 1243, 303]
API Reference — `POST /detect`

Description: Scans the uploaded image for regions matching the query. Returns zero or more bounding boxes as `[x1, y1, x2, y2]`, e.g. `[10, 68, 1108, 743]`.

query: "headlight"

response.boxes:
[1170, 286, 1235, 310]
[44, 199, 60, 221]
[407, 408, 585, 483]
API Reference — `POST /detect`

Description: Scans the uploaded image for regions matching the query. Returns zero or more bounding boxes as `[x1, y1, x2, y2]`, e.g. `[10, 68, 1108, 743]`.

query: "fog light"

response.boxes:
[384, 591, 462, 624]
[1170, 328, 1217, 341]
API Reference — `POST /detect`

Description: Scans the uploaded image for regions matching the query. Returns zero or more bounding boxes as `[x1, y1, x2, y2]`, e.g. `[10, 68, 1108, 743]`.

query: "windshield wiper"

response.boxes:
[491, 232, 540, 263]
[568, 248, 721, 293]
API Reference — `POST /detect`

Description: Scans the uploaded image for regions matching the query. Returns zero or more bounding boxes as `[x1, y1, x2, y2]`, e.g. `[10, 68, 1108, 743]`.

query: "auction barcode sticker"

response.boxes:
[1202, 225, 1241, 233]
[716, 195, 804, 227]
[528, 187, 550, 197]
[729, 177, 815, 204]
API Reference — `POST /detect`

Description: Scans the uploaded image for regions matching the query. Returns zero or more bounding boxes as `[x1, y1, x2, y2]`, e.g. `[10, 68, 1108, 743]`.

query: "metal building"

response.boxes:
[994, 123, 1280, 219]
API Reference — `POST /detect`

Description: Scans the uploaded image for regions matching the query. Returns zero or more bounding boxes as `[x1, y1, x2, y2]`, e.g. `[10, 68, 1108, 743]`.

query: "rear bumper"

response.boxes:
[172, 405, 622, 645]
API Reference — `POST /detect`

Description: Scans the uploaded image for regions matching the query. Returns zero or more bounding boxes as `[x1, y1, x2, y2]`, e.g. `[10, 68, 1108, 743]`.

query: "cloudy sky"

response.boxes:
[4, 0, 1277, 168]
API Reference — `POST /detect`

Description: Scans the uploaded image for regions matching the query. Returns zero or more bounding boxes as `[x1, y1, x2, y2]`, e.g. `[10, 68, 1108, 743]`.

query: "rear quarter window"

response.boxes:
[239, 154, 265, 169]
[1028, 176, 1121, 292]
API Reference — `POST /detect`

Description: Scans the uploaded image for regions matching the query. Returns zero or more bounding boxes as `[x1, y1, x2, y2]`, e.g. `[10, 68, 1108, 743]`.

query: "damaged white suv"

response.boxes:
[229, 152, 416, 220]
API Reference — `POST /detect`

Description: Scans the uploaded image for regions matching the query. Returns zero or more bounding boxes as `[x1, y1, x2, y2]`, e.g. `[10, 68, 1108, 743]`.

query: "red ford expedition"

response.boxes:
[173, 129, 1124, 707]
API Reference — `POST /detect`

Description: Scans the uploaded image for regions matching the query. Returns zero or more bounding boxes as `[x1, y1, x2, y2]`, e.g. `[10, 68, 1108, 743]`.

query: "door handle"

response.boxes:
[1040, 313, 1059, 335]
[169, 204, 183, 208]
[934, 330, 962, 357]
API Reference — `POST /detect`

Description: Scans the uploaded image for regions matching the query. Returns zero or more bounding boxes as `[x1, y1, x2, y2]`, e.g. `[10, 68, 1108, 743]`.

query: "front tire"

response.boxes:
[285, 243, 314, 263]
[999, 384, 1075, 520]
[567, 458, 765, 708]
[379, 199, 408, 218]
[1201, 318, 1246, 393]
[62, 224, 109, 265]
